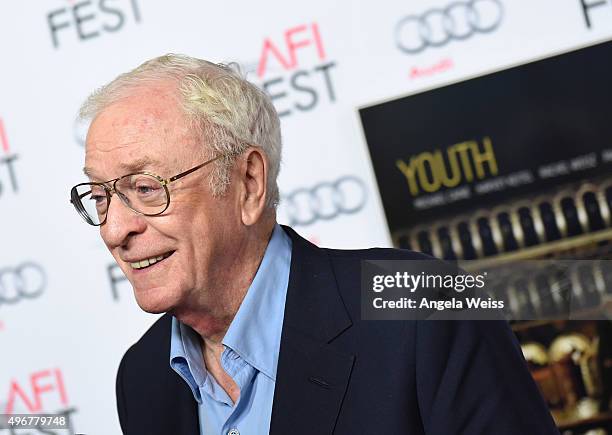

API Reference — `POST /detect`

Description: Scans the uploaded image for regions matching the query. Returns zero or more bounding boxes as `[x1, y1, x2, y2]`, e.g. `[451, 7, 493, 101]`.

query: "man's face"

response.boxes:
[84, 85, 244, 314]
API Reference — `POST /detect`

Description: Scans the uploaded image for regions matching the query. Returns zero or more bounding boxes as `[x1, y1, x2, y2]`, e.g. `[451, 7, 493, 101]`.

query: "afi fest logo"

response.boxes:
[0, 118, 18, 199]
[394, 0, 504, 55]
[255, 22, 337, 118]
[108, 263, 129, 301]
[47, 0, 141, 49]
[2, 368, 79, 433]
[0, 263, 46, 308]
[580, 0, 612, 28]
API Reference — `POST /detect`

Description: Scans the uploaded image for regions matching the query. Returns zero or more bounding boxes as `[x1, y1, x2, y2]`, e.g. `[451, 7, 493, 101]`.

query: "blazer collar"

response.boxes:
[270, 226, 355, 435]
[279, 225, 352, 342]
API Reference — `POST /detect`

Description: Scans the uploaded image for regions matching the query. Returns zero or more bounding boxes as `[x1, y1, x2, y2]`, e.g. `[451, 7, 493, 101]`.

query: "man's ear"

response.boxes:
[238, 147, 268, 226]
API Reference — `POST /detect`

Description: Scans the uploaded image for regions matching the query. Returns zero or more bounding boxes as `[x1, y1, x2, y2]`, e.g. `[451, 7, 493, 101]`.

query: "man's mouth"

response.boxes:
[129, 251, 174, 270]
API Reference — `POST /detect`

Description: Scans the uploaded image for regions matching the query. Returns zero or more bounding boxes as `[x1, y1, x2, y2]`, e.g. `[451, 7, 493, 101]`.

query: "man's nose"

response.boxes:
[100, 196, 147, 248]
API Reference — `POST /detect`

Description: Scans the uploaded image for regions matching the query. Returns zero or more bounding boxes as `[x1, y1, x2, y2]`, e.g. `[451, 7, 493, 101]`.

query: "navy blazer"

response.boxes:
[116, 226, 560, 434]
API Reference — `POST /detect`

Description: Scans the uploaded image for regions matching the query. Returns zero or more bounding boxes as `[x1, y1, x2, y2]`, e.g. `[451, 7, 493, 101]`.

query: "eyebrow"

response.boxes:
[83, 156, 163, 179]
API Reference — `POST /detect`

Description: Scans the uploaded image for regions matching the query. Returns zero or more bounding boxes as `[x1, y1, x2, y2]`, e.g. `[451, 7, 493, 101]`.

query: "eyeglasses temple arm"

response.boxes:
[166, 156, 222, 184]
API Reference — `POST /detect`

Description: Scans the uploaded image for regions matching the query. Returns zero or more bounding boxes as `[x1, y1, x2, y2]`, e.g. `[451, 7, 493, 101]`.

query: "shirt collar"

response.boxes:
[222, 224, 292, 380]
[169, 224, 292, 395]
[169, 316, 205, 402]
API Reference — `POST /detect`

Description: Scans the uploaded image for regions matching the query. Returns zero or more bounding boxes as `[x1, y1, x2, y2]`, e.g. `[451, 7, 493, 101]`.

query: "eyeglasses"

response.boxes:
[70, 156, 221, 226]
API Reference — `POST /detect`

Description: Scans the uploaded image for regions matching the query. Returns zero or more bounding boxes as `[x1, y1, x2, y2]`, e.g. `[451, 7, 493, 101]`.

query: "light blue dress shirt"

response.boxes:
[169, 224, 292, 435]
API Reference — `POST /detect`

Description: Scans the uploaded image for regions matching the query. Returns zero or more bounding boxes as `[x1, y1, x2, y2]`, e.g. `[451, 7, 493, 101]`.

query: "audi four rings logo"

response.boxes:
[279, 176, 367, 227]
[0, 263, 46, 306]
[395, 0, 504, 54]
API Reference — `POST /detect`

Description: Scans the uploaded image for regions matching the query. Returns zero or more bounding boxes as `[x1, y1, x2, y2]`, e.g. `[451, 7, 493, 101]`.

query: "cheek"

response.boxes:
[179, 194, 237, 230]
[156, 205, 211, 254]
[161, 192, 241, 256]
[180, 209, 231, 263]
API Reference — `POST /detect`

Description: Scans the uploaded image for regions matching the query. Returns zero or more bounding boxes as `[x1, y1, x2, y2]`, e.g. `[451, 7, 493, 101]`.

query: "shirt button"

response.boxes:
[228, 429, 240, 435]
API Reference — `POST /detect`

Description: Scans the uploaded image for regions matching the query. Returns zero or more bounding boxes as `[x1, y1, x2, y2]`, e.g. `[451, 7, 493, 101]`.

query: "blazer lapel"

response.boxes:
[163, 315, 199, 435]
[131, 313, 199, 435]
[270, 227, 355, 435]
[166, 370, 200, 435]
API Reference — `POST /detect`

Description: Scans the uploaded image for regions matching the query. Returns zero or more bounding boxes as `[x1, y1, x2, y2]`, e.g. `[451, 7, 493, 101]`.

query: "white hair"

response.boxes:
[79, 54, 282, 208]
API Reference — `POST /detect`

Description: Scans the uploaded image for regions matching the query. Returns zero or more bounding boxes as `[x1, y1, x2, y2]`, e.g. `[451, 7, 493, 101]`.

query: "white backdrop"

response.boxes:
[1, 1, 612, 433]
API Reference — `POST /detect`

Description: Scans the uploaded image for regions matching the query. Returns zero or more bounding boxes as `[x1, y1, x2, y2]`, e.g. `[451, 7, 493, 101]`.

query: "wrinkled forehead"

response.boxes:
[83, 89, 198, 179]
[88, 85, 186, 140]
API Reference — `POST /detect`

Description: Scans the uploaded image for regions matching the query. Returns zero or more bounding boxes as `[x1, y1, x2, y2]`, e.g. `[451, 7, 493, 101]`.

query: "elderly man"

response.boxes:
[71, 55, 559, 435]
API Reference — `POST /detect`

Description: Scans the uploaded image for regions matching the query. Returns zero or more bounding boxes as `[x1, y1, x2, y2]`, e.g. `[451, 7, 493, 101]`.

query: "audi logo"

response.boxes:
[0, 262, 46, 306]
[395, 0, 504, 54]
[279, 176, 368, 227]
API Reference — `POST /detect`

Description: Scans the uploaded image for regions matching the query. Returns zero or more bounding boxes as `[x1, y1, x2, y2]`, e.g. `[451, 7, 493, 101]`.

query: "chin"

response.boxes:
[132, 285, 180, 314]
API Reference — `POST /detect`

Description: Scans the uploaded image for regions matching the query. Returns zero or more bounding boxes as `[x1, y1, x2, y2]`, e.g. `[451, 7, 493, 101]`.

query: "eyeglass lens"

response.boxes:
[72, 174, 169, 225]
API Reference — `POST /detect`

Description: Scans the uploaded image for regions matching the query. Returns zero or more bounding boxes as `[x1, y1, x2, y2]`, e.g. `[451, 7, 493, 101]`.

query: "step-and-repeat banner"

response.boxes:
[1, 1, 612, 433]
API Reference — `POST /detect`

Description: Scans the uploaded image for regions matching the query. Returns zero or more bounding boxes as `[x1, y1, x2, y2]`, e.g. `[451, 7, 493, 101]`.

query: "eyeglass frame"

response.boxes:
[70, 155, 222, 226]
